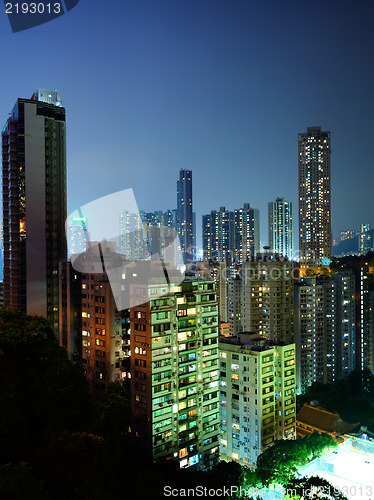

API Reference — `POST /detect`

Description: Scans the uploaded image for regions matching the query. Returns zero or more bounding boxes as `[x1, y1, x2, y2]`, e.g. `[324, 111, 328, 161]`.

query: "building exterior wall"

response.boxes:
[268, 197, 293, 260]
[177, 170, 194, 262]
[130, 279, 220, 470]
[295, 277, 339, 392]
[219, 334, 296, 467]
[2, 93, 66, 329]
[298, 127, 331, 267]
[76, 242, 131, 400]
[242, 255, 294, 343]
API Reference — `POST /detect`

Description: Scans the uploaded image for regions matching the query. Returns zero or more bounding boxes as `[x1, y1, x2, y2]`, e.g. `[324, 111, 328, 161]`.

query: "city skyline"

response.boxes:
[0, 1, 373, 253]
[1, 1, 374, 494]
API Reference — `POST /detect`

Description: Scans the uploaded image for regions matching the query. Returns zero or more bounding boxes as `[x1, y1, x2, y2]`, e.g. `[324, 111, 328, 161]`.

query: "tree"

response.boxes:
[285, 476, 348, 499]
[256, 433, 336, 486]
[0, 309, 91, 463]
[91, 381, 131, 442]
[0, 462, 49, 500]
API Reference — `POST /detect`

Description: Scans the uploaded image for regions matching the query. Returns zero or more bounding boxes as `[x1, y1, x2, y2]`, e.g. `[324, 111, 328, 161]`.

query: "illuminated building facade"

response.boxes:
[294, 276, 337, 392]
[202, 207, 235, 262]
[67, 216, 88, 258]
[358, 265, 374, 373]
[358, 223, 373, 254]
[78, 242, 131, 400]
[298, 127, 331, 267]
[228, 275, 242, 335]
[234, 203, 260, 263]
[219, 333, 296, 467]
[268, 197, 293, 260]
[2, 89, 66, 329]
[241, 254, 294, 343]
[331, 269, 356, 378]
[202, 204, 259, 264]
[130, 279, 220, 470]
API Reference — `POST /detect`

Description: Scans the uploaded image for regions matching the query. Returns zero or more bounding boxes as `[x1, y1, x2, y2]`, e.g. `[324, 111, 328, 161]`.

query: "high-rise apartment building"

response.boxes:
[295, 271, 357, 392]
[358, 224, 373, 254]
[228, 276, 242, 335]
[241, 254, 294, 344]
[219, 333, 296, 467]
[130, 279, 220, 470]
[294, 276, 336, 392]
[202, 207, 235, 262]
[120, 210, 147, 260]
[119, 209, 179, 262]
[78, 242, 131, 400]
[177, 169, 194, 262]
[202, 204, 259, 264]
[67, 216, 88, 258]
[2, 89, 66, 329]
[234, 203, 260, 262]
[358, 266, 374, 373]
[298, 127, 331, 267]
[268, 198, 293, 260]
[331, 269, 356, 378]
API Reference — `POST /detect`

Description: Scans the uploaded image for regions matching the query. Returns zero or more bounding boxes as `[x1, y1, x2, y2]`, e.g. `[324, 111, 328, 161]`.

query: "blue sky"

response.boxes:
[1, 0, 374, 251]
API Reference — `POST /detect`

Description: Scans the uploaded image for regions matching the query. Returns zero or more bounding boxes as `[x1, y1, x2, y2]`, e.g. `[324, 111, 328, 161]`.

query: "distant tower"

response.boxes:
[234, 203, 260, 262]
[177, 169, 194, 262]
[298, 127, 331, 267]
[2, 89, 66, 329]
[268, 198, 293, 259]
[67, 216, 88, 258]
[358, 223, 372, 254]
[202, 207, 235, 262]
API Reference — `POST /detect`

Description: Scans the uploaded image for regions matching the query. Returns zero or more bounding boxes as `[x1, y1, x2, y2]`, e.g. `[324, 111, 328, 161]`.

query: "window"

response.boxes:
[135, 359, 146, 367]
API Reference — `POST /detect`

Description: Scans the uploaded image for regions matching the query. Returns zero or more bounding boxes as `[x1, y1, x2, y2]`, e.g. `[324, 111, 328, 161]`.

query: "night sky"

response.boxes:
[1, 0, 374, 251]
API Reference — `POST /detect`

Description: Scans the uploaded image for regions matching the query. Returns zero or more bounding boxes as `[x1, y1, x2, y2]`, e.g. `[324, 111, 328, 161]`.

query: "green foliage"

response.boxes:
[0, 309, 91, 463]
[256, 433, 336, 486]
[305, 268, 316, 276]
[91, 381, 131, 442]
[298, 370, 374, 431]
[36, 432, 106, 500]
[0, 462, 49, 500]
[285, 475, 349, 499]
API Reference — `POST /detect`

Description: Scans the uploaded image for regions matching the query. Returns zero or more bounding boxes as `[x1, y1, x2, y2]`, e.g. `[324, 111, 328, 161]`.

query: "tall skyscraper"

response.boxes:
[294, 276, 339, 392]
[241, 253, 294, 343]
[67, 216, 88, 258]
[130, 278, 220, 470]
[202, 203, 259, 264]
[234, 203, 260, 262]
[298, 127, 331, 267]
[79, 242, 131, 400]
[268, 197, 293, 260]
[2, 89, 66, 329]
[119, 210, 147, 260]
[202, 207, 235, 262]
[177, 169, 194, 262]
[331, 269, 356, 378]
[358, 223, 373, 254]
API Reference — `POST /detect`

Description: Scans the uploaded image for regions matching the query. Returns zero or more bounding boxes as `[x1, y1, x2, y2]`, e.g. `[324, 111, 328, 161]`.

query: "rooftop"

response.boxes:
[297, 404, 359, 435]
